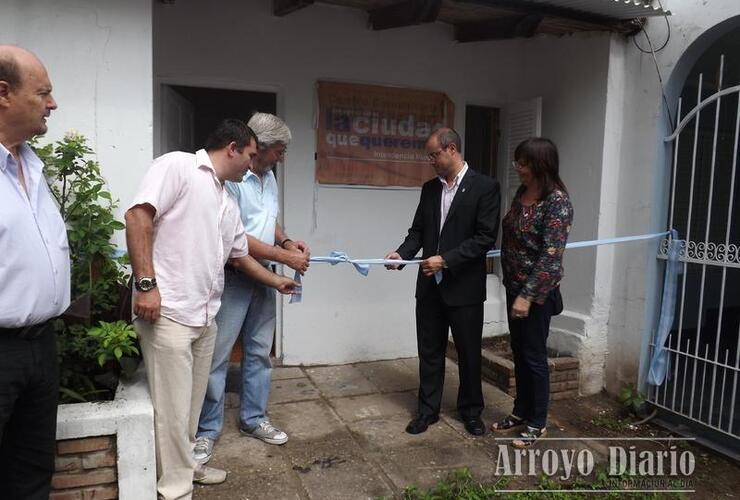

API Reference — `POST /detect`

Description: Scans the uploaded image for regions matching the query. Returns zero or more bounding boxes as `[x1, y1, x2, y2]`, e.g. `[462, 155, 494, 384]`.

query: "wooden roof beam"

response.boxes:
[457, 0, 621, 26]
[273, 0, 314, 17]
[455, 13, 544, 42]
[369, 0, 443, 30]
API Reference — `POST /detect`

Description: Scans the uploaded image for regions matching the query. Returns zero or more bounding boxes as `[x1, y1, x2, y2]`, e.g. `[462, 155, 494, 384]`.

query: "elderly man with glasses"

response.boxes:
[195, 113, 310, 464]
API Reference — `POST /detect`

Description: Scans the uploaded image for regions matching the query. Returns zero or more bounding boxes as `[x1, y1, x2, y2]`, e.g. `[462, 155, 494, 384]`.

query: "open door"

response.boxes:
[160, 85, 195, 155]
[478, 97, 542, 336]
[501, 97, 542, 211]
[156, 82, 283, 361]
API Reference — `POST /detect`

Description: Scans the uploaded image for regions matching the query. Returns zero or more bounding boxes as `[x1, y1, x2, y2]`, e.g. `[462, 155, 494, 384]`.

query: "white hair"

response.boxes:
[247, 112, 292, 147]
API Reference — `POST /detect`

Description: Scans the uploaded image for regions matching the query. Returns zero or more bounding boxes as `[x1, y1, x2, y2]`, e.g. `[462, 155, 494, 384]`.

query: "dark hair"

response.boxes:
[0, 54, 22, 89]
[514, 137, 568, 198]
[204, 119, 257, 152]
[432, 127, 462, 153]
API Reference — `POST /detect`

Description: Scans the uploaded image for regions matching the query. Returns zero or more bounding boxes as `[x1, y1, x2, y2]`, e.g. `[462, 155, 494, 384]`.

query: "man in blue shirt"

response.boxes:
[0, 45, 71, 500]
[195, 113, 310, 463]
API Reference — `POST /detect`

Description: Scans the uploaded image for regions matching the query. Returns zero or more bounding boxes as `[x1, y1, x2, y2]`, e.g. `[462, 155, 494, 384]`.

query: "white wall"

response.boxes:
[606, 0, 740, 393]
[11, 0, 734, 394]
[0, 0, 153, 249]
[500, 34, 615, 394]
[154, 0, 612, 365]
[1, 0, 617, 371]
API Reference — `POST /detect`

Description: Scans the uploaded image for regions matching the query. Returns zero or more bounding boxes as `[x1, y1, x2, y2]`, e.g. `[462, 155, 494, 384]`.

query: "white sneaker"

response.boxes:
[193, 436, 214, 464]
[240, 420, 289, 445]
[193, 464, 227, 485]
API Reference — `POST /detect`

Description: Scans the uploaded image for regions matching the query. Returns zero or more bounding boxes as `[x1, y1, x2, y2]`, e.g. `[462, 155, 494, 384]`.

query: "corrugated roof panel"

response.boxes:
[529, 0, 669, 20]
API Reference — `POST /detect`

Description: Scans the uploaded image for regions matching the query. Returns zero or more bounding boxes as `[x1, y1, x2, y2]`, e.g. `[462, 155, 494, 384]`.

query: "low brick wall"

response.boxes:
[447, 338, 581, 400]
[481, 351, 580, 400]
[51, 435, 118, 499]
[55, 365, 155, 499]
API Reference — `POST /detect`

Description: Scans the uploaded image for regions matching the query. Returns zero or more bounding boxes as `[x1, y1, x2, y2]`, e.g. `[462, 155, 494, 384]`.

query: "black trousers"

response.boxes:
[0, 327, 59, 500]
[507, 289, 558, 429]
[415, 284, 484, 419]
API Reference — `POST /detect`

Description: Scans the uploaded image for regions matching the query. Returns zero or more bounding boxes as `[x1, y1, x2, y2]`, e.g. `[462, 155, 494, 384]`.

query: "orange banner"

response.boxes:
[316, 81, 454, 187]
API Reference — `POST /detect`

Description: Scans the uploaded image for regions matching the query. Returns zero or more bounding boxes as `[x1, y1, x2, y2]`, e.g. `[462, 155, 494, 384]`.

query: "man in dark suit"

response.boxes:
[386, 128, 500, 436]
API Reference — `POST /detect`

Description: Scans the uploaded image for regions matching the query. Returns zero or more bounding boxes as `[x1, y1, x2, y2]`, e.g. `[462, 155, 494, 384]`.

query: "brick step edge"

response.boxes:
[446, 339, 581, 399]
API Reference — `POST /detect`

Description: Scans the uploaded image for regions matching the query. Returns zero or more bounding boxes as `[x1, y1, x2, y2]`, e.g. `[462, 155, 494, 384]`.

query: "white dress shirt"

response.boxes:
[439, 162, 469, 233]
[0, 142, 71, 327]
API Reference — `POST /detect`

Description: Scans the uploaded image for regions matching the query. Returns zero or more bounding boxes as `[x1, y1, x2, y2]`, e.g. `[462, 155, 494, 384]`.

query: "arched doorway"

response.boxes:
[649, 24, 740, 452]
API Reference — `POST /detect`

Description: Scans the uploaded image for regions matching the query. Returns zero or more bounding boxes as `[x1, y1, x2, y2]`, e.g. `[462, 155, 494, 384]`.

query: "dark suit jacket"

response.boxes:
[396, 168, 500, 307]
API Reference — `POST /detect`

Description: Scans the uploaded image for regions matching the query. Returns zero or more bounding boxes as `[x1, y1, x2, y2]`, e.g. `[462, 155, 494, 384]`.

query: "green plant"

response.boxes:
[34, 132, 128, 315]
[392, 467, 685, 500]
[591, 413, 631, 433]
[33, 132, 136, 403]
[88, 320, 140, 373]
[400, 468, 510, 500]
[55, 322, 104, 403]
[618, 386, 646, 415]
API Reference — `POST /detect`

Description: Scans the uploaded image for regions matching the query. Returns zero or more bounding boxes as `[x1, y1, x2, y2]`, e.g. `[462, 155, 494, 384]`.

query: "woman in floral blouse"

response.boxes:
[492, 137, 573, 448]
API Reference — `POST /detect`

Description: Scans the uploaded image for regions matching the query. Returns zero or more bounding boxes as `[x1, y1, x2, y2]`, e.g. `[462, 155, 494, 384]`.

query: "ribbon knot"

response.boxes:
[327, 251, 370, 276]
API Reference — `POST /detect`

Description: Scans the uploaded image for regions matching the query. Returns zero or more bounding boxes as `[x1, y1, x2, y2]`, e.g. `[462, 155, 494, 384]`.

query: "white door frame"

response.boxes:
[154, 76, 287, 360]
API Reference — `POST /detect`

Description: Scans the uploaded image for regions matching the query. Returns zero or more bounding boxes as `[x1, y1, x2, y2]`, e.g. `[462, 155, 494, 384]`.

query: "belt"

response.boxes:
[0, 320, 53, 340]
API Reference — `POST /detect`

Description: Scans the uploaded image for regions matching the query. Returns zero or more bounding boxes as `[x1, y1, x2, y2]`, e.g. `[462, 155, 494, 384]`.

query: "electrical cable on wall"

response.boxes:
[630, 0, 676, 131]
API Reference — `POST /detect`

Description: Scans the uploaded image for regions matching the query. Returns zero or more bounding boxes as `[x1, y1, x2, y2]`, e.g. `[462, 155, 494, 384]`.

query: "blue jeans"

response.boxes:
[197, 268, 276, 440]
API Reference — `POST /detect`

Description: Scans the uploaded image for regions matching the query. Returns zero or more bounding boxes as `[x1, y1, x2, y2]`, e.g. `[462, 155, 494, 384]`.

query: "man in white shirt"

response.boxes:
[0, 45, 70, 500]
[195, 113, 310, 464]
[125, 119, 299, 499]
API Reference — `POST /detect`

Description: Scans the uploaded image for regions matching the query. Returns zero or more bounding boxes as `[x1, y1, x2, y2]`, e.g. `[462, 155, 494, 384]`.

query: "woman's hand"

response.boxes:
[510, 296, 532, 319]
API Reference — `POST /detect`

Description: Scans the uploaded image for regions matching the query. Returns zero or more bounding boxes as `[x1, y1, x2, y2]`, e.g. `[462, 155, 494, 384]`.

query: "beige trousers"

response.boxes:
[135, 316, 217, 500]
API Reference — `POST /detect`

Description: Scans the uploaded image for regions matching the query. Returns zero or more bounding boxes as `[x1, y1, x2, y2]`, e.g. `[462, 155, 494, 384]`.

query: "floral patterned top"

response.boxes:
[501, 189, 574, 304]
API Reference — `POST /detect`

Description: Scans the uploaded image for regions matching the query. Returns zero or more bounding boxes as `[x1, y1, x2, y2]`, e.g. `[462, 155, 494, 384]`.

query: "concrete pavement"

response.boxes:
[194, 357, 515, 499]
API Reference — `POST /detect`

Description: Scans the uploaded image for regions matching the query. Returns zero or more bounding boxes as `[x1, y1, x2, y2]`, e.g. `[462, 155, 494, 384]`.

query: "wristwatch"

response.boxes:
[134, 276, 157, 292]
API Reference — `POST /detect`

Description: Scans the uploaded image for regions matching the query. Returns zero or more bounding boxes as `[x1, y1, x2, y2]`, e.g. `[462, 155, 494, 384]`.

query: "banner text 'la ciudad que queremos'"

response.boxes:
[316, 81, 455, 187]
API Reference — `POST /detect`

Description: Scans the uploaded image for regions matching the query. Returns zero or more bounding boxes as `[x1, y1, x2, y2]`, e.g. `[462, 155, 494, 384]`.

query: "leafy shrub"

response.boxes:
[33, 132, 138, 403]
[618, 386, 646, 415]
[88, 320, 140, 372]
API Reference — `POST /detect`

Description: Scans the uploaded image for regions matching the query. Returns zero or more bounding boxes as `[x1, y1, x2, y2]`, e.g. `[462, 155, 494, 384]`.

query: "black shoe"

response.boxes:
[463, 416, 486, 436]
[405, 414, 439, 434]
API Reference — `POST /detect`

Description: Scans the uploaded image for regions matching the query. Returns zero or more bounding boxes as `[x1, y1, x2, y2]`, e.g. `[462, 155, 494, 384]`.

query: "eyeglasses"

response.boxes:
[260, 143, 287, 160]
[512, 161, 529, 170]
[428, 146, 448, 160]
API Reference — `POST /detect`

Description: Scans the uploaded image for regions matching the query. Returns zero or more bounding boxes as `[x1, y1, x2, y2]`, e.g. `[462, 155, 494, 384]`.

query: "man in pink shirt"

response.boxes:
[125, 119, 299, 499]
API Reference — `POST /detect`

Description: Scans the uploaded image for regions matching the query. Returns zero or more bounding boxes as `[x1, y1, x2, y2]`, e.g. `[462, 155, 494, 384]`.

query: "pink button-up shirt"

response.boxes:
[130, 149, 249, 327]
[439, 162, 469, 233]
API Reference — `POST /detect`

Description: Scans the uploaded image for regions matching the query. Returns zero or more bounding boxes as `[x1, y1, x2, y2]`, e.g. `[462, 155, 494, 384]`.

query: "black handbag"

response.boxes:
[552, 286, 564, 316]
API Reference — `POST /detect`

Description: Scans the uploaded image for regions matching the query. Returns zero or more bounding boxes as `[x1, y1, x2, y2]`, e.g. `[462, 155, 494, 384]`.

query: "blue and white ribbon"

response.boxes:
[289, 230, 673, 303]
[647, 229, 682, 386]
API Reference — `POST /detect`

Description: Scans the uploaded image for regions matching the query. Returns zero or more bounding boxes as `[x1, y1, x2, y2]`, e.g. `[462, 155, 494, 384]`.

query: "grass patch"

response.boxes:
[377, 468, 686, 500]
[591, 414, 632, 433]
